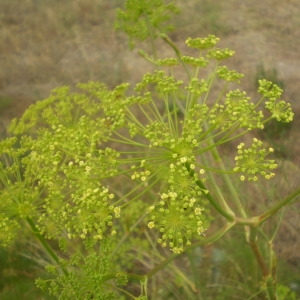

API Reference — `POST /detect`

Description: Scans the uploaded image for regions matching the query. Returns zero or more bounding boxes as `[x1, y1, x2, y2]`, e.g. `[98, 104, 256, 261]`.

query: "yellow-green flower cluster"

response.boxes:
[181, 104, 209, 142]
[258, 79, 294, 123]
[209, 103, 233, 130]
[9, 85, 107, 136]
[147, 190, 205, 253]
[233, 138, 277, 181]
[135, 70, 183, 96]
[0, 83, 130, 247]
[131, 161, 151, 183]
[36, 181, 118, 241]
[266, 100, 294, 123]
[185, 78, 209, 96]
[224, 90, 264, 130]
[37, 242, 114, 299]
[181, 56, 209, 67]
[209, 90, 264, 131]
[207, 48, 235, 60]
[258, 79, 283, 100]
[156, 58, 179, 67]
[144, 121, 171, 147]
[185, 35, 220, 49]
[0, 217, 20, 247]
[147, 155, 208, 253]
[166, 157, 208, 197]
[217, 66, 244, 82]
[0, 162, 40, 247]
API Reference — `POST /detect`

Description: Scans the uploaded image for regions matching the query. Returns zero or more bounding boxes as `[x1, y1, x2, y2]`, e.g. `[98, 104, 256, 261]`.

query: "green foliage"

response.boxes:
[276, 284, 297, 300]
[0, 1, 299, 299]
[114, 0, 179, 48]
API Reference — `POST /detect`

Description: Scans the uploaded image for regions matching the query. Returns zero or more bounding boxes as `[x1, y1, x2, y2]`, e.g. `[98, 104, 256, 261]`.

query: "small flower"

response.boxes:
[217, 66, 244, 82]
[114, 207, 121, 218]
[194, 207, 203, 216]
[148, 222, 155, 228]
[180, 156, 187, 163]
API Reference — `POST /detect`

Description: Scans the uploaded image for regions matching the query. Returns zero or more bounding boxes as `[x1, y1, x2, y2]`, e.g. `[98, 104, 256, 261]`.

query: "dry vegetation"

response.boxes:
[0, 0, 299, 297]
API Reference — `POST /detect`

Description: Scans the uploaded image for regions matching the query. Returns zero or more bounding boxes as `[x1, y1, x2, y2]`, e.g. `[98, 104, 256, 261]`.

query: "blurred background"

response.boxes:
[0, 0, 299, 298]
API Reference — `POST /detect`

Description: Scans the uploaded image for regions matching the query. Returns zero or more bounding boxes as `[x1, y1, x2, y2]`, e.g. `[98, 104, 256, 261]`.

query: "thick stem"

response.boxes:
[187, 164, 235, 221]
[235, 186, 300, 227]
[248, 228, 269, 277]
[26, 217, 69, 277]
[26, 217, 60, 265]
[196, 178, 235, 221]
[257, 186, 300, 225]
[210, 146, 247, 219]
[265, 275, 277, 300]
[247, 228, 278, 300]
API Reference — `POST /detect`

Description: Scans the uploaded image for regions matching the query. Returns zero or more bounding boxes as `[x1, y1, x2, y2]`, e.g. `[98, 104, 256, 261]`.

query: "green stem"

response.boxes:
[202, 63, 218, 105]
[197, 179, 235, 221]
[269, 242, 277, 281]
[248, 228, 269, 277]
[186, 221, 236, 251]
[26, 217, 59, 264]
[257, 186, 300, 226]
[208, 142, 251, 241]
[265, 275, 277, 300]
[143, 11, 157, 59]
[248, 228, 277, 300]
[210, 146, 247, 218]
[207, 167, 236, 214]
[26, 217, 68, 275]
[115, 287, 137, 299]
[160, 33, 191, 79]
[187, 164, 235, 221]
[236, 187, 300, 227]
